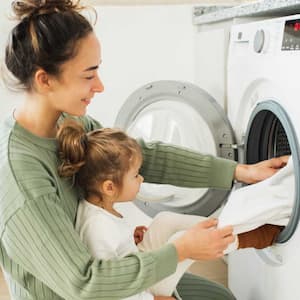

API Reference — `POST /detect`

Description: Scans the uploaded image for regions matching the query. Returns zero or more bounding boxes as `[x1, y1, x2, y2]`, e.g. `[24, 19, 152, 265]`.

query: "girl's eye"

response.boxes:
[85, 76, 95, 80]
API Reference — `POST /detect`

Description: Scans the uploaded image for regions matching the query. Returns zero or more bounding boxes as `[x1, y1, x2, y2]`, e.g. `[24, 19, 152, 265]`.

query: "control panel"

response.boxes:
[282, 18, 300, 51]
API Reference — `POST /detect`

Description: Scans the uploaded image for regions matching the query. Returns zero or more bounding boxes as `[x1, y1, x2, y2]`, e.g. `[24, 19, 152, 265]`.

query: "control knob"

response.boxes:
[254, 29, 267, 53]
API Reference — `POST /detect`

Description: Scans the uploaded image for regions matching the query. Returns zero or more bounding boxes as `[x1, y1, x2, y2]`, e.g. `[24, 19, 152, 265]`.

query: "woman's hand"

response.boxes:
[134, 226, 148, 245]
[234, 155, 289, 184]
[172, 218, 234, 262]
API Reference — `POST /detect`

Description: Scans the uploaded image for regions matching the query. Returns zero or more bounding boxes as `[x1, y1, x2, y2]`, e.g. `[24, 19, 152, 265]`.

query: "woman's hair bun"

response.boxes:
[12, 0, 83, 20]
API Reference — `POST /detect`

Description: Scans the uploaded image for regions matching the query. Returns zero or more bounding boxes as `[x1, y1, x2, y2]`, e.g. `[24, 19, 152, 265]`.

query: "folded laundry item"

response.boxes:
[218, 157, 294, 235]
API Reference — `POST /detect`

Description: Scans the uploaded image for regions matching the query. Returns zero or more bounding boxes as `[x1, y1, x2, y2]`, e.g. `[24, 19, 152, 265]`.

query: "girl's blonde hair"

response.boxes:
[57, 119, 142, 200]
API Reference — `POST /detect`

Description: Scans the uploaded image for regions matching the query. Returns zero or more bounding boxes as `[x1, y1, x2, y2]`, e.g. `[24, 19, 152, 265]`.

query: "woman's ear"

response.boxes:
[34, 69, 51, 92]
[101, 180, 117, 197]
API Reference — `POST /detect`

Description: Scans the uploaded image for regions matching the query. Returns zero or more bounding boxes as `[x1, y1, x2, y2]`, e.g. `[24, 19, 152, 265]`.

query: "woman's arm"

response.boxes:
[138, 139, 237, 190]
[138, 139, 289, 189]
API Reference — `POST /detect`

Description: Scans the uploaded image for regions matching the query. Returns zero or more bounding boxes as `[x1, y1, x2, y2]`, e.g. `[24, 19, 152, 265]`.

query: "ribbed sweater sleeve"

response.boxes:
[138, 139, 237, 190]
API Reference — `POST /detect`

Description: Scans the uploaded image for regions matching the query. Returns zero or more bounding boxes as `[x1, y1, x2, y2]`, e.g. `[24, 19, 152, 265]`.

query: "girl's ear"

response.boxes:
[101, 180, 116, 197]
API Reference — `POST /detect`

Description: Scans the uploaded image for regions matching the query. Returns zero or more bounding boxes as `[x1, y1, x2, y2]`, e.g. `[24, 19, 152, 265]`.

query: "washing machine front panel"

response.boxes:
[227, 15, 300, 300]
[228, 247, 300, 300]
[228, 14, 300, 144]
[115, 80, 236, 217]
[228, 84, 300, 300]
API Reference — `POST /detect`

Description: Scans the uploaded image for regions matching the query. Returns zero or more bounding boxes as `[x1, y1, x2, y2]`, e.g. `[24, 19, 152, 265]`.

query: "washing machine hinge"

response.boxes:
[219, 143, 244, 150]
[231, 143, 244, 150]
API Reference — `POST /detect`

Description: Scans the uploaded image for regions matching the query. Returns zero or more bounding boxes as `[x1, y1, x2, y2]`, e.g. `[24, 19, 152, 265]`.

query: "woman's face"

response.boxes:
[49, 32, 104, 116]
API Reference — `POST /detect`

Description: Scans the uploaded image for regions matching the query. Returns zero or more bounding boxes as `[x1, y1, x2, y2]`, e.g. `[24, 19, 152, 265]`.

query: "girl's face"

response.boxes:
[48, 32, 104, 116]
[117, 158, 144, 203]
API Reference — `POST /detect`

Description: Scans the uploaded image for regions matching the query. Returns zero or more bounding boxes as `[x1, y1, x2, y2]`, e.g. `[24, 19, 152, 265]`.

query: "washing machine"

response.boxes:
[114, 14, 300, 300]
[115, 80, 236, 218]
[226, 15, 300, 300]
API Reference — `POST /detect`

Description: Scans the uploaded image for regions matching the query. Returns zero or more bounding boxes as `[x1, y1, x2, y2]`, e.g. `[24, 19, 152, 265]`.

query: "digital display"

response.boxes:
[293, 22, 300, 31]
[282, 19, 300, 50]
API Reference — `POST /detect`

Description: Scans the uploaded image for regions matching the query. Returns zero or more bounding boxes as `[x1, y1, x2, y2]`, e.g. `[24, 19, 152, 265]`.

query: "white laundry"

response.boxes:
[218, 157, 294, 235]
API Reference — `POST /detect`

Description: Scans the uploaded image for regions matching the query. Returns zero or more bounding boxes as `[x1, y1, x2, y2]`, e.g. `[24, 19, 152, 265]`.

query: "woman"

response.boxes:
[0, 1, 287, 299]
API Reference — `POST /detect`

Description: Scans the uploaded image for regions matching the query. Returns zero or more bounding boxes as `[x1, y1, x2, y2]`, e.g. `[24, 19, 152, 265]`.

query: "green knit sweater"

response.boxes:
[0, 114, 237, 299]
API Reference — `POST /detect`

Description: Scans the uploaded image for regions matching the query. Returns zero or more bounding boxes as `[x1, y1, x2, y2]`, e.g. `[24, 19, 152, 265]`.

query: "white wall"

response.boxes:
[89, 5, 196, 126]
[0, 2, 24, 121]
[0, 4, 196, 125]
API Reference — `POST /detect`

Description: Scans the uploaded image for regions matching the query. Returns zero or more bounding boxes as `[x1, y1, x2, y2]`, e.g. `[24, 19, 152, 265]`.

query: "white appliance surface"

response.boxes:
[227, 15, 300, 300]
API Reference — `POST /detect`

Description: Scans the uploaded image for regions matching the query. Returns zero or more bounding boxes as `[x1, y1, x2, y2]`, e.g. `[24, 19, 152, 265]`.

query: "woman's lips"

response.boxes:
[82, 98, 91, 105]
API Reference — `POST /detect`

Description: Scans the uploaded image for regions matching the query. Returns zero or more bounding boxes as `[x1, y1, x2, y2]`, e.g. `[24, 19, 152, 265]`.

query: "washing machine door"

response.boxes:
[244, 100, 299, 245]
[115, 80, 236, 217]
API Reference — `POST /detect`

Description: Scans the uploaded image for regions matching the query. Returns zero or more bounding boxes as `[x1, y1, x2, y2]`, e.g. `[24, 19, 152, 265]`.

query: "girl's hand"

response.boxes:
[134, 226, 148, 244]
[154, 296, 176, 300]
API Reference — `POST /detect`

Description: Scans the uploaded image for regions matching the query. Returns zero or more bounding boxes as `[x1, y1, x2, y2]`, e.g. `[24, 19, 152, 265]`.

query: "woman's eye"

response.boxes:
[85, 76, 95, 80]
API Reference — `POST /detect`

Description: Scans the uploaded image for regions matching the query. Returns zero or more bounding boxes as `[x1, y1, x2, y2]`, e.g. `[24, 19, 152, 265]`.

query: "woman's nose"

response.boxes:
[92, 75, 104, 93]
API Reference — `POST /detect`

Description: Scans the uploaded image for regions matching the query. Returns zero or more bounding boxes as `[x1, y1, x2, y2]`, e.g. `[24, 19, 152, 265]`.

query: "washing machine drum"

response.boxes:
[115, 80, 236, 217]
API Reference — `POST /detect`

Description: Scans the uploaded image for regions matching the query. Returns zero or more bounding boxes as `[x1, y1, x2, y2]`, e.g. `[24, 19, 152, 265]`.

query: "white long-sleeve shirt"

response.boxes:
[76, 199, 154, 300]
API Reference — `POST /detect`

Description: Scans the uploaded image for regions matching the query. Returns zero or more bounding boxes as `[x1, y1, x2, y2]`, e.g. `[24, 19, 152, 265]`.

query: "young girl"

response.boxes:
[57, 119, 284, 299]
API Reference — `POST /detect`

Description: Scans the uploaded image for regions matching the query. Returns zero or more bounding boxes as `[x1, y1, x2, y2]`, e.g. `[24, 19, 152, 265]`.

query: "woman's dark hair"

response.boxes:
[57, 119, 142, 200]
[4, 0, 95, 91]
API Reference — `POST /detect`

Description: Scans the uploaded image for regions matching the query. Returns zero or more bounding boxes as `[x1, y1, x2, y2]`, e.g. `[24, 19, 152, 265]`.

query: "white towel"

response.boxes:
[218, 157, 294, 235]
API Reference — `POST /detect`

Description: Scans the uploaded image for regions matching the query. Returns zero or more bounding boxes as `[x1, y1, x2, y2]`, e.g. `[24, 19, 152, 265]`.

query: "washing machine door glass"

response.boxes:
[115, 80, 236, 217]
[127, 100, 215, 208]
